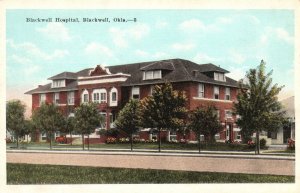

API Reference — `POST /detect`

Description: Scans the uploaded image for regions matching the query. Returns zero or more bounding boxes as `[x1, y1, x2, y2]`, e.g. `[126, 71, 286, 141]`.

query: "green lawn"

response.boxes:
[7, 141, 257, 152]
[7, 163, 294, 184]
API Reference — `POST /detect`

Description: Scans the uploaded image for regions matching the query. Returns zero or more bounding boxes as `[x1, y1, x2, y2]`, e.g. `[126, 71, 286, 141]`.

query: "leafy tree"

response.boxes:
[140, 82, 187, 152]
[22, 119, 35, 143]
[115, 99, 141, 151]
[6, 100, 26, 148]
[62, 116, 75, 145]
[74, 102, 102, 150]
[32, 103, 65, 149]
[234, 60, 285, 154]
[188, 105, 222, 153]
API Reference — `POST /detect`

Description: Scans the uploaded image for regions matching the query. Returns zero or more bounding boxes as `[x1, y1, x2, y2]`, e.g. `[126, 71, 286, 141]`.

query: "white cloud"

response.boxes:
[155, 20, 168, 28]
[193, 53, 218, 63]
[7, 39, 69, 60]
[179, 19, 218, 33]
[85, 42, 113, 57]
[10, 54, 40, 75]
[275, 28, 293, 44]
[153, 52, 169, 59]
[135, 49, 149, 57]
[36, 23, 72, 41]
[109, 24, 150, 48]
[227, 68, 246, 81]
[216, 17, 233, 24]
[228, 49, 246, 64]
[172, 42, 196, 51]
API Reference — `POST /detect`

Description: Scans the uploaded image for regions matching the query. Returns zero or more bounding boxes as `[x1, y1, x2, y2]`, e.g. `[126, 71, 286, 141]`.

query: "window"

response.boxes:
[214, 72, 226, 82]
[234, 131, 241, 140]
[52, 80, 65, 88]
[214, 110, 220, 119]
[225, 110, 232, 119]
[100, 92, 107, 103]
[225, 87, 230, 100]
[112, 92, 117, 101]
[143, 70, 162, 80]
[82, 89, 89, 103]
[214, 86, 219, 99]
[198, 83, 204, 98]
[67, 91, 75, 105]
[153, 70, 162, 79]
[39, 94, 46, 105]
[93, 93, 100, 103]
[53, 93, 59, 105]
[132, 87, 140, 99]
[110, 87, 118, 106]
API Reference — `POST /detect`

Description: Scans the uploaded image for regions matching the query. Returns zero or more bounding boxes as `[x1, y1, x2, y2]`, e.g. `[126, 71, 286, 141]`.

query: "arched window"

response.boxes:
[81, 89, 89, 103]
[110, 87, 118, 106]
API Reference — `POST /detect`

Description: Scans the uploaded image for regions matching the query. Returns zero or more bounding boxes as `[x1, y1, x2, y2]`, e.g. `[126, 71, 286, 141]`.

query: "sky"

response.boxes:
[6, 9, 295, 116]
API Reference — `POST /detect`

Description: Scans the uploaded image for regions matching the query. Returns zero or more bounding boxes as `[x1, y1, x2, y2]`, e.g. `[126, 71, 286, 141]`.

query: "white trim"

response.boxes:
[78, 77, 128, 85]
[110, 87, 118, 107]
[81, 89, 89, 103]
[193, 97, 233, 103]
[78, 73, 130, 80]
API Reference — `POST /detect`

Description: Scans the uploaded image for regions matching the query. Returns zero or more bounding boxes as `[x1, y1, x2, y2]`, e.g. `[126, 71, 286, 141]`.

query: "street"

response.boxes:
[6, 151, 295, 176]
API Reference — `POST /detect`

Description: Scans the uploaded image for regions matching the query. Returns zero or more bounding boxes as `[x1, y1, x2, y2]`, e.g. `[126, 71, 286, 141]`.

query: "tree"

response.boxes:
[115, 99, 140, 151]
[188, 105, 222, 153]
[32, 103, 65, 149]
[140, 82, 187, 152]
[6, 100, 26, 148]
[22, 119, 35, 143]
[234, 60, 285, 154]
[74, 102, 102, 150]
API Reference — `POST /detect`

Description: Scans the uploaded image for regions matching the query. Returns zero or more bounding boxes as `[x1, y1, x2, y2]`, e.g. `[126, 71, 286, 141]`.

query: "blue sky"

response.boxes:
[6, 9, 295, 110]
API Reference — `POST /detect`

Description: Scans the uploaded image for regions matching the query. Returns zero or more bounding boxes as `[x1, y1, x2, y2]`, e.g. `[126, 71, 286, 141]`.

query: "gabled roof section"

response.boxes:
[197, 63, 229, 73]
[89, 65, 111, 76]
[140, 60, 175, 71]
[48, 71, 77, 80]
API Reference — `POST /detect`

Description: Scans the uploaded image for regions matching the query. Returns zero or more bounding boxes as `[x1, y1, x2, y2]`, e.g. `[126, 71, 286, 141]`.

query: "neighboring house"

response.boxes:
[25, 58, 240, 143]
[261, 96, 295, 145]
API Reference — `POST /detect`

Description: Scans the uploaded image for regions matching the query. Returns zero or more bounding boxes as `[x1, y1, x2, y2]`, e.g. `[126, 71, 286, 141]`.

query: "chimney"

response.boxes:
[192, 70, 198, 77]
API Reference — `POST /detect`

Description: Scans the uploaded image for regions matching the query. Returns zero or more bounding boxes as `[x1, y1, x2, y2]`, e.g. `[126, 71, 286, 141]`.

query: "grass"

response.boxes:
[7, 141, 257, 152]
[7, 163, 294, 184]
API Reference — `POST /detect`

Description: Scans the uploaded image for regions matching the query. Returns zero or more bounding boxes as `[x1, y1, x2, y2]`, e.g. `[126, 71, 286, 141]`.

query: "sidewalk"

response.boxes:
[6, 149, 295, 160]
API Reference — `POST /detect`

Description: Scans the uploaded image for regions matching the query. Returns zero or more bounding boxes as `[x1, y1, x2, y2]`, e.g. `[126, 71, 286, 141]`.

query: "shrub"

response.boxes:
[106, 137, 117, 144]
[247, 140, 255, 149]
[260, 138, 267, 149]
[288, 138, 295, 150]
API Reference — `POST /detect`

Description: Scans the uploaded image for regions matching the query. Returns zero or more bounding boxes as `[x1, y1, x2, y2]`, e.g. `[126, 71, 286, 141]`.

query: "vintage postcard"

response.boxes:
[1, 0, 299, 193]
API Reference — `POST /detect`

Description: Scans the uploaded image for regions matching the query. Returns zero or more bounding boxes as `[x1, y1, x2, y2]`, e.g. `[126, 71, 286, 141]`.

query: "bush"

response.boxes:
[247, 140, 255, 149]
[106, 137, 117, 144]
[260, 138, 267, 149]
[288, 138, 295, 150]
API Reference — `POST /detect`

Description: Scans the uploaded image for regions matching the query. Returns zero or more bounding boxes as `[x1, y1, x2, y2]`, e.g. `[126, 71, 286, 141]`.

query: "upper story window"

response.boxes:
[143, 70, 162, 80]
[214, 86, 219, 99]
[93, 89, 107, 103]
[52, 80, 65, 88]
[225, 110, 232, 119]
[198, 83, 204, 98]
[39, 93, 46, 105]
[82, 89, 89, 103]
[110, 87, 118, 106]
[132, 86, 140, 99]
[68, 91, 75, 105]
[225, 87, 231, 100]
[53, 93, 59, 105]
[214, 72, 226, 82]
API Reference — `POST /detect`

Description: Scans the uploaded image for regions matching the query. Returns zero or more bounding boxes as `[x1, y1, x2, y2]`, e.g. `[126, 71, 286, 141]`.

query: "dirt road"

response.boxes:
[6, 151, 295, 176]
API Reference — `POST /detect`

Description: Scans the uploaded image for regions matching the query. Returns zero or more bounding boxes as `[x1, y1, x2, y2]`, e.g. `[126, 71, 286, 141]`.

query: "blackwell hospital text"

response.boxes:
[26, 17, 137, 23]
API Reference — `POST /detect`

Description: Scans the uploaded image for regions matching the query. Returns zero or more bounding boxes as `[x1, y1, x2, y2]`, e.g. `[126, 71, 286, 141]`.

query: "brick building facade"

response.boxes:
[25, 58, 241, 143]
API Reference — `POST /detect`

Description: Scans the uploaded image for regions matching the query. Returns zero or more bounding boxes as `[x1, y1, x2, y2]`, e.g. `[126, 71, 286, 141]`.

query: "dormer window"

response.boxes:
[143, 70, 162, 80]
[214, 72, 226, 82]
[52, 80, 65, 88]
